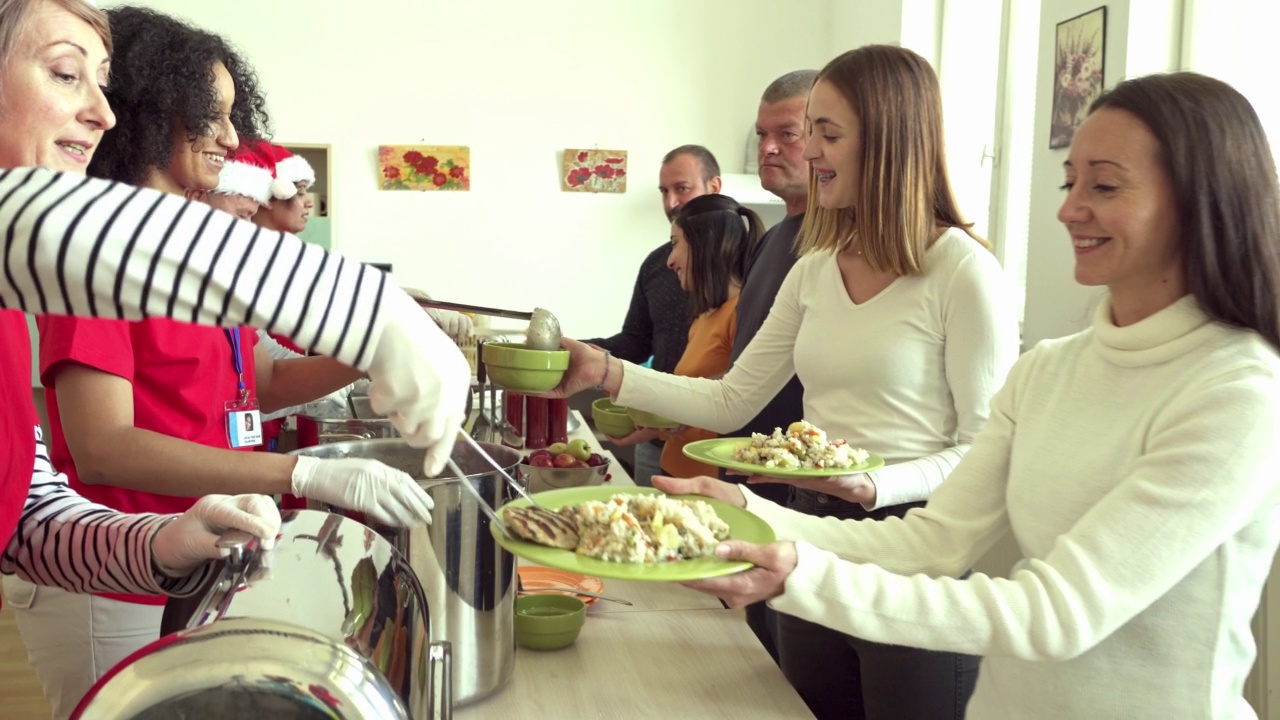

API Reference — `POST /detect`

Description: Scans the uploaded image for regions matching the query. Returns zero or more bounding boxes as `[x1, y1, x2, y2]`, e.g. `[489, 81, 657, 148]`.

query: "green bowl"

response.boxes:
[591, 398, 635, 437]
[514, 594, 586, 650]
[482, 342, 570, 393]
[625, 407, 679, 429]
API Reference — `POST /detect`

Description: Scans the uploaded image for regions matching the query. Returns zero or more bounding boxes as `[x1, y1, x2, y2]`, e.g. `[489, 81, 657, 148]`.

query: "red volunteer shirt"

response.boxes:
[0, 311, 39, 556]
[38, 316, 258, 604]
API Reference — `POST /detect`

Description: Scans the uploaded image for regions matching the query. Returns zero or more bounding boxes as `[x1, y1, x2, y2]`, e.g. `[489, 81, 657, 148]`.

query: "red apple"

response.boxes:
[553, 453, 578, 468]
[586, 453, 607, 467]
[529, 455, 554, 468]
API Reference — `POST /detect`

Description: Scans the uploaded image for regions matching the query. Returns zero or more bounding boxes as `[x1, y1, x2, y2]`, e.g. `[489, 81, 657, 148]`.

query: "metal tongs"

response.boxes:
[446, 432, 542, 538]
[408, 294, 563, 351]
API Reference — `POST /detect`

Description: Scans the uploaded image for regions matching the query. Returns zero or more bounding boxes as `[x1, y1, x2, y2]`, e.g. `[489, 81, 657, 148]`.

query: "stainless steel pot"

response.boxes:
[289, 439, 520, 707]
[132, 509, 453, 719]
[74, 617, 415, 719]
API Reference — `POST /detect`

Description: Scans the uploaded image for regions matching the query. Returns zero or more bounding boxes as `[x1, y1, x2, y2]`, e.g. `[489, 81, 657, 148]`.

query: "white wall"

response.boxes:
[829, 0, 941, 64]
[103, 0, 831, 339]
[1021, 0, 1182, 349]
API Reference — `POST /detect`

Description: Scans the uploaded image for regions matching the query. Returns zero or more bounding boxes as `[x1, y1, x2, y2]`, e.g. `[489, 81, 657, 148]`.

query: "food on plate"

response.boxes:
[733, 420, 870, 470]
[503, 506, 580, 549]
[503, 493, 731, 563]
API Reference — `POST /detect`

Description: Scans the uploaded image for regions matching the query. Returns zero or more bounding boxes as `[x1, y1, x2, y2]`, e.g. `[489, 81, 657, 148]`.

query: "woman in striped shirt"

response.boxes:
[0, 1, 470, 715]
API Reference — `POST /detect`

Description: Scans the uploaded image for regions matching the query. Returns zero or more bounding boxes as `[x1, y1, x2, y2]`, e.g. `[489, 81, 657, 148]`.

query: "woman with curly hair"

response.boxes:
[17, 7, 436, 713]
[87, 5, 270, 190]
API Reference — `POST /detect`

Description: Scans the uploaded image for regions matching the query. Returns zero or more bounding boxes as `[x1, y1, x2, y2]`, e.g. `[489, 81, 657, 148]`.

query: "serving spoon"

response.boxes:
[407, 294, 563, 351]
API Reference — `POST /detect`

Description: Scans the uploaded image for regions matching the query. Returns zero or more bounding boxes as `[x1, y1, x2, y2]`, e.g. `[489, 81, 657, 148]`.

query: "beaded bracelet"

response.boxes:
[595, 349, 612, 392]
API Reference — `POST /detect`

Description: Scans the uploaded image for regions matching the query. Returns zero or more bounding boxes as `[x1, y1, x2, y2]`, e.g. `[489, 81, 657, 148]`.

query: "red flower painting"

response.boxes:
[378, 145, 469, 191]
[562, 149, 627, 193]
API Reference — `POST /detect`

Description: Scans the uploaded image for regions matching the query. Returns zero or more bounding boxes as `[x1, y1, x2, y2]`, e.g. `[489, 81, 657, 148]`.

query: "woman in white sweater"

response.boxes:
[553, 46, 1021, 719]
[653, 73, 1280, 719]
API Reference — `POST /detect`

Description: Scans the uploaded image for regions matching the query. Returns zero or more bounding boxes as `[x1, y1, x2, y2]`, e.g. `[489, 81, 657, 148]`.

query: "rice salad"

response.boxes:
[733, 420, 870, 470]
[563, 493, 731, 563]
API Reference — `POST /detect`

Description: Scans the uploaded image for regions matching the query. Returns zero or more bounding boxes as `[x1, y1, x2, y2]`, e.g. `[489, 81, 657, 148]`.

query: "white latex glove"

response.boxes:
[425, 307, 474, 344]
[151, 494, 282, 577]
[368, 289, 471, 476]
[291, 455, 434, 527]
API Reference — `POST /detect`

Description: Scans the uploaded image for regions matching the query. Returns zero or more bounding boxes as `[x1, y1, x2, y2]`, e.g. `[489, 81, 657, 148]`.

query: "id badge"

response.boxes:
[226, 397, 263, 448]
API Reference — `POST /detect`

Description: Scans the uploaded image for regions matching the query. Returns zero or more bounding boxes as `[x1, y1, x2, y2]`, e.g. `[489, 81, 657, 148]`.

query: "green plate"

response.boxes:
[491, 487, 775, 581]
[682, 437, 885, 478]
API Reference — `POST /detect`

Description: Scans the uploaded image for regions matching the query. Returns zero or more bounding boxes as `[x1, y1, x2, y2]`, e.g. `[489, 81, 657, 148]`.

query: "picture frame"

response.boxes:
[1050, 6, 1107, 150]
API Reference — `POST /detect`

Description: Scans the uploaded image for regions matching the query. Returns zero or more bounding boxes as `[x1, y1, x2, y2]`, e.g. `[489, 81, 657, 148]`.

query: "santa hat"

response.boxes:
[250, 141, 315, 199]
[212, 144, 273, 204]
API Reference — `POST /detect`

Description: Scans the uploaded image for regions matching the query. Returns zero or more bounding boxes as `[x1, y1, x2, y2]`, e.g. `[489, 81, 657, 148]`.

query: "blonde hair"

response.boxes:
[798, 45, 986, 275]
[0, 0, 111, 64]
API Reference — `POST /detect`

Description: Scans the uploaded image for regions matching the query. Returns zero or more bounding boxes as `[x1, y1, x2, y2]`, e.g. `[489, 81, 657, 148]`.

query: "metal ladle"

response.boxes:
[411, 297, 563, 351]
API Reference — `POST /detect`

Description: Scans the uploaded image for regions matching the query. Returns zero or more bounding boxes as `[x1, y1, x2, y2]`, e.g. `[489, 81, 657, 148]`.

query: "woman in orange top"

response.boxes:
[606, 194, 763, 477]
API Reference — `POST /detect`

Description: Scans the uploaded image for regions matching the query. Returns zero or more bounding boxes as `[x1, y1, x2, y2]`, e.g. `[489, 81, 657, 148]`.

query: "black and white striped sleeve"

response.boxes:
[1, 426, 210, 596]
[0, 166, 391, 370]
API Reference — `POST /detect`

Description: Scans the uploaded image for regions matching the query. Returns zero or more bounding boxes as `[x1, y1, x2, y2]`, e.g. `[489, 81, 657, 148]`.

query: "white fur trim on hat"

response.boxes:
[274, 155, 316, 189]
[213, 160, 273, 204]
[270, 176, 298, 200]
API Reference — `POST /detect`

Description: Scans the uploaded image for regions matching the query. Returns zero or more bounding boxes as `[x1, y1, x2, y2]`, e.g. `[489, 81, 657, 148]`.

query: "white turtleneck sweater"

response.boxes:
[747, 294, 1280, 719]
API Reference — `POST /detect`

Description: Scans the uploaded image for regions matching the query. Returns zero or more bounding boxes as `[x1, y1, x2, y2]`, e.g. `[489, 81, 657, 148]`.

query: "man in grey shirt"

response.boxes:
[724, 69, 816, 660]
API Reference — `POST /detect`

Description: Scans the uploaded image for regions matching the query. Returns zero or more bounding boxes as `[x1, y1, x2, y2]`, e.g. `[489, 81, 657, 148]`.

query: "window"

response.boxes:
[1183, 1, 1280, 161]
[938, 0, 1039, 326]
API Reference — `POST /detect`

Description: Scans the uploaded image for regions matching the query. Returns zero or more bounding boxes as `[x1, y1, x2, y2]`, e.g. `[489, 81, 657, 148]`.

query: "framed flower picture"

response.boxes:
[561, 149, 627, 193]
[1050, 6, 1107, 149]
[379, 145, 469, 190]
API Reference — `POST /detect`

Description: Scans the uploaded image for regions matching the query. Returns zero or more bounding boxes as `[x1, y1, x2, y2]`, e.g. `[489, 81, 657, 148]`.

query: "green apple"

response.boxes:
[568, 438, 592, 461]
[548, 442, 569, 456]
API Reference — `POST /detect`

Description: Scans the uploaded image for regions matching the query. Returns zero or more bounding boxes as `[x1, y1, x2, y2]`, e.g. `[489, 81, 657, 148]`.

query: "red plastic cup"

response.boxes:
[524, 396, 549, 449]
[503, 392, 525, 449]
[548, 399, 569, 445]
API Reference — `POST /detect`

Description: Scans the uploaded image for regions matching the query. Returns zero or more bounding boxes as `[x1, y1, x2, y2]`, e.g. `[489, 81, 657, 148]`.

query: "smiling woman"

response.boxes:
[85, 5, 270, 190]
[0, 0, 113, 172]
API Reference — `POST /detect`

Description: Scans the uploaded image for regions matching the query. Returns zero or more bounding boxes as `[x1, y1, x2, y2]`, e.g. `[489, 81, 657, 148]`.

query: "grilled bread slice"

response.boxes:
[503, 505, 580, 549]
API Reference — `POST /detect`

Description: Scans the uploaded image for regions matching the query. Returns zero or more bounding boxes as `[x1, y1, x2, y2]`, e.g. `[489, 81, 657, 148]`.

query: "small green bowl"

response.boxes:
[626, 407, 679, 429]
[482, 342, 570, 393]
[591, 398, 635, 437]
[514, 594, 586, 651]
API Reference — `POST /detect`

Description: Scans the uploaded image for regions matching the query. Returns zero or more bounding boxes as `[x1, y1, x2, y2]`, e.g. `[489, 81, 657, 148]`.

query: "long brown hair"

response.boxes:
[1089, 72, 1280, 351]
[798, 45, 984, 274]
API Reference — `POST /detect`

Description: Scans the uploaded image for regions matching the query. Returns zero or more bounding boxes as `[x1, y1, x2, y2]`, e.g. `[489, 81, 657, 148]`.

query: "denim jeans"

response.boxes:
[777, 489, 980, 720]
[631, 440, 662, 487]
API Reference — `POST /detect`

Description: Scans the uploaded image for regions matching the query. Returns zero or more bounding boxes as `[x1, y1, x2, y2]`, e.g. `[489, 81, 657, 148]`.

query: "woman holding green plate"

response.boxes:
[548, 46, 1019, 719]
[658, 72, 1280, 719]
[603, 194, 764, 480]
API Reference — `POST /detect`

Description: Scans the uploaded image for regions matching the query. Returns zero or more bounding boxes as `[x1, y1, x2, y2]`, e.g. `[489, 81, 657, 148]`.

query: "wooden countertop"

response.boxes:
[455, 413, 813, 718]
[456, 608, 813, 719]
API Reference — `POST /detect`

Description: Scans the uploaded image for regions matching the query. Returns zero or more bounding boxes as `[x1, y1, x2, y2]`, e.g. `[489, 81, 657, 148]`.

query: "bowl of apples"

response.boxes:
[518, 439, 610, 493]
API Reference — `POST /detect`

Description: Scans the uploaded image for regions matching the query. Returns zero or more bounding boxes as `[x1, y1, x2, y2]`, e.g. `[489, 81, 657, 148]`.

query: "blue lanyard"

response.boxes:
[224, 328, 247, 403]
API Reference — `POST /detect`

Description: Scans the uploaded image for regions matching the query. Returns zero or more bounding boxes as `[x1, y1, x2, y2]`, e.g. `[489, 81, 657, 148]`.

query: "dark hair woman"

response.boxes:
[86, 5, 269, 191]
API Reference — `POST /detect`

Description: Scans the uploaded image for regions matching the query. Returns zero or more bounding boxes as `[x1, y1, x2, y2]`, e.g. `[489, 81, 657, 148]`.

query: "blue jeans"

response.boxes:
[631, 441, 662, 487]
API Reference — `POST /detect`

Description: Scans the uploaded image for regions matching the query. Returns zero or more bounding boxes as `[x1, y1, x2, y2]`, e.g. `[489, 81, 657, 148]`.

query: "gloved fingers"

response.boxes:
[199, 493, 282, 550]
[390, 475, 435, 526]
[422, 422, 460, 478]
